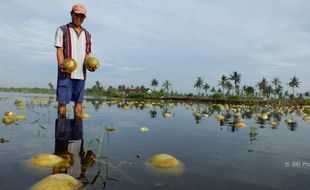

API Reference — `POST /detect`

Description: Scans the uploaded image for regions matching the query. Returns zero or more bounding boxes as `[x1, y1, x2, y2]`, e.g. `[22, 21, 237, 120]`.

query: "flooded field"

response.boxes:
[1, 92, 310, 190]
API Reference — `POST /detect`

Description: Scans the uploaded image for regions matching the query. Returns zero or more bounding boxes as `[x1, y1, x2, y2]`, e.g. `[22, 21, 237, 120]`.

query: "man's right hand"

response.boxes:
[59, 64, 68, 73]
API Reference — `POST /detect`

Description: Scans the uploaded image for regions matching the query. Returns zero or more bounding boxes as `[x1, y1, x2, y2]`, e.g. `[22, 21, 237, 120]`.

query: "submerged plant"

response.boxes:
[0, 137, 9, 143]
[248, 126, 258, 153]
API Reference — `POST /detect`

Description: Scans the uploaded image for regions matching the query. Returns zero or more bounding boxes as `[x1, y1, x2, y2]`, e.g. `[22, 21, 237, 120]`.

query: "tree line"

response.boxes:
[85, 71, 306, 100]
[0, 72, 308, 100]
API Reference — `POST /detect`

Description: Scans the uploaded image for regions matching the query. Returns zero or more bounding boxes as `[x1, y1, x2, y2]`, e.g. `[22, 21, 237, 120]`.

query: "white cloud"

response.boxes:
[0, 0, 309, 92]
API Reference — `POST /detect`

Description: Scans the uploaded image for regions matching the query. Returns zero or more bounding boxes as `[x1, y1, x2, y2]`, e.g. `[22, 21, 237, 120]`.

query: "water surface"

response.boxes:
[0, 92, 310, 190]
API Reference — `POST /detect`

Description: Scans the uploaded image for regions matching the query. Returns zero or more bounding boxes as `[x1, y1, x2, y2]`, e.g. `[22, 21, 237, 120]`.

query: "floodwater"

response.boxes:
[0, 92, 310, 190]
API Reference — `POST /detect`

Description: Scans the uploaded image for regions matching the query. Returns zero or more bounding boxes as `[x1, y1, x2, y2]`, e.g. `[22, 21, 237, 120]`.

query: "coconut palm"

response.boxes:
[241, 85, 247, 97]
[194, 77, 204, 96]
[271, 77, 281, 98]
[162, 80, 172, 93]
[284, 90, 289, 99]
[266, 85, 273, 98]
[244, 86, 255, 97]
[288, 76, 300, 98]
[210, 87, 216, 94]
[229, 71, 241, 96]
[305, 91, 310, 98]
[274, 85, 283, 99]
[150, 78, 158, 91]
[203, 83, 210, 96]
[48, 82, 55, 91]
[92, 81, 103, 95]
[218, 75, 228, 95]
[225, 81, 233, 96]
[256, 78, 268, 98]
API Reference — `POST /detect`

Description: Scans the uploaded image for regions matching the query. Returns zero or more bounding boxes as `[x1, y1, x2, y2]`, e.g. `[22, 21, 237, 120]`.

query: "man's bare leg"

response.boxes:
[74, 103, 83, 119]
[58, 103, 67, 119]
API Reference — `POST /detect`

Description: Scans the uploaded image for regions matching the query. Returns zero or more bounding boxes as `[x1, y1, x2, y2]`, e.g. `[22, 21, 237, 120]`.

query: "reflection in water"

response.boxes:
[248, 127, 258, 153]
[54, 119, 84, 176]
[3, 94, 310, 189]
[287, 121, 297, 131]
[54, 119, 96, 187]
[54, 119, 123, 189]
[149, 110, 157, 118]
[162, 106, 173, 118]
[193, 112, 202, 124]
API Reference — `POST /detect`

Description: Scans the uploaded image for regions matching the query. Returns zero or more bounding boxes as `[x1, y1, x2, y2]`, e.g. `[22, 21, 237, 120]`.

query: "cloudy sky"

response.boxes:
[0, 0, 310, 93]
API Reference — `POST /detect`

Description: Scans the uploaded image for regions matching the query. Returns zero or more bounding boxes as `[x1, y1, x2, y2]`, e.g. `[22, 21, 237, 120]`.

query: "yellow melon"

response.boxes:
[62, 58, 77, 73]
[30, 174, 80, 190]
[86, 57, 100, 70]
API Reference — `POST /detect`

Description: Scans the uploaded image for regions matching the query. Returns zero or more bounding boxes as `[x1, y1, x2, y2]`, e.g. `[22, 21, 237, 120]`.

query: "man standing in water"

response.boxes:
[55, 4, 96, 118]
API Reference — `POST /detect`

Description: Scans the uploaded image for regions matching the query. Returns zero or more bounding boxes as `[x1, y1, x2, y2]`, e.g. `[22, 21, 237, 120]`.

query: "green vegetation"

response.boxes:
[0, 73, 309, 104]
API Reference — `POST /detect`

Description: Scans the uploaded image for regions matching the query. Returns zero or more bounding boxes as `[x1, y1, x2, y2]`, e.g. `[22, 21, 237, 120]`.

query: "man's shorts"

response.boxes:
[57, 78, 85, 104]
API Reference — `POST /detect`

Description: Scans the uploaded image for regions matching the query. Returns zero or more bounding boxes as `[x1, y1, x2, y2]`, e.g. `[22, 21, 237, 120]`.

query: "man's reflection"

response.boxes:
[54, 118, 95, 179]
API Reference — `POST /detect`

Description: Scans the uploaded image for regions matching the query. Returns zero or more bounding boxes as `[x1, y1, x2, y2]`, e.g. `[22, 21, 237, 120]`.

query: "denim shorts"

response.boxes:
[57, 78, 85, 104]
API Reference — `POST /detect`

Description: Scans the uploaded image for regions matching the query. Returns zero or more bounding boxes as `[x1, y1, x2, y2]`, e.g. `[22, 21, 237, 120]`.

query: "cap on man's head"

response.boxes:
[72, 4, 87, 16]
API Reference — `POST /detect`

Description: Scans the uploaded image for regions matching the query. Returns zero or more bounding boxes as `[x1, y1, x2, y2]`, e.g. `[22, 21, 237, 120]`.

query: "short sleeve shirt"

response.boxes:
[54, 24, 92, 80]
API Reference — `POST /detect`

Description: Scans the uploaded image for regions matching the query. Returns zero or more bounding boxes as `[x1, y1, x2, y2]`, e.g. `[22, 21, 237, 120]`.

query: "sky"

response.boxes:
[0, 0, 310, 93]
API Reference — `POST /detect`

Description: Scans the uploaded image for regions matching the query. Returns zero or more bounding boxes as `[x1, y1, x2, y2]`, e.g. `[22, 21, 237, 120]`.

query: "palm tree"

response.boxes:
[92, 81, 103, 95]
[194, 77, 204, 96]
[288, 76, 300, 98]
[210, 87, 216, 95]
[162, 80, 172, 93]
[203, 83, 210, 96]
[241, 85, 247, 97]
[305, 91, 310, 98]
[271, 77, 281, 98]
[284, 90, 289, 99]
[274, 85, 283, 99]
[150, 78, 158, 91]
[244, 86, 255, 97]
[225, 81, 233, 96]
[218, 75, 228, 95]
[256, 78, 268, 98]
[48, 82, 55, 91]
[266, 85, 273, 98]
[229, 71, 241, 96]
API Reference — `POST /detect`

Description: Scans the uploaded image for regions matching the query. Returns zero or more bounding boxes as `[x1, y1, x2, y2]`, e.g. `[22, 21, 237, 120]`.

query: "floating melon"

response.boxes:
[18, 105, 26, 110]
[16, 115, 27, 121]
[148, 154, 180, 168]
[30, 174, 80, 190]
[235, 122, 247, 128]
[285, 118, 293, 123]
[163, 112, 172, 118]
[79, 113, 89, 119]
[215, 115, 225, 121]
[269, 121, 278, 126]
[261, 114, 268, 120]
[140, 127, 149, 132]
[2, 116, 15, 125]
[194, 113, 202, 118]
[147, 154, 185, 176]
[4, 111, 15, 117]
[28, 153, 64, 167]
[303, 116, 310, 121]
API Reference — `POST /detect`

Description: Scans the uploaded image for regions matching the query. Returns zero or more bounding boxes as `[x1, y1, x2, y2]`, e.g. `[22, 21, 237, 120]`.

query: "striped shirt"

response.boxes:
[54, 23, 92, 80]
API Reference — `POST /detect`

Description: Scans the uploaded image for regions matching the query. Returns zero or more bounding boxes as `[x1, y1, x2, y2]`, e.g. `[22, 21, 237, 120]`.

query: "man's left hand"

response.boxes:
[87, 67, 96, 72]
